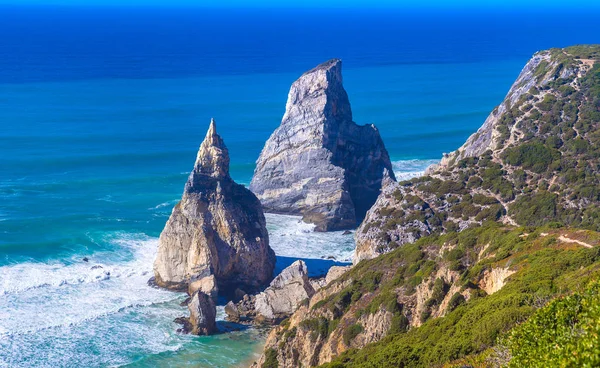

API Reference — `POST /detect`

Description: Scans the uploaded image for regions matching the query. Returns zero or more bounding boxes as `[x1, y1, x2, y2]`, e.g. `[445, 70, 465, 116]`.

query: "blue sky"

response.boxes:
[0, 0, 598, 9]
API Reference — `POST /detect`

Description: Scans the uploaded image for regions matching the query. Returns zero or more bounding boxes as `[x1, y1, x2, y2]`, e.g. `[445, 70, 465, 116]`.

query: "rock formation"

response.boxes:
[250, 59, 396, 231]
[254, 260, 315, 322]
[225, 260, 316, 324]
[187, 291, 217, 335]
[153, 119, 276, 292]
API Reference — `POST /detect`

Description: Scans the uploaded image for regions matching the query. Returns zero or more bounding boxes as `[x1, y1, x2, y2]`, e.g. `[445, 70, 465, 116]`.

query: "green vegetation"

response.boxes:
[502, 141, 560, 174]
[299, 317, 331, 341]
[342, 324, 364, 345]
[506, 280, 600, 367]
[263, 348, 279, 368]
[320, 224, 600, 367]
[510, 192, 558, 226]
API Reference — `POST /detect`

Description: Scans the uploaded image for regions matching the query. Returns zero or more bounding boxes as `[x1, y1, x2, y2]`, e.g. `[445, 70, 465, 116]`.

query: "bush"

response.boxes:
[506, 281, 600, 367]
[502, 142, 560, 173]
[263, 348, 278, 368]
[447, 292, 466, 312]
[343, 324, 364, 345]
[510, 192, 558, 226]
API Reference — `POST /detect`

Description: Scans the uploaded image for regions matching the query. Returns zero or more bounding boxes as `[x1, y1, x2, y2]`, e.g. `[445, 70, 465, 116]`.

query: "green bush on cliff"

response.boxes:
[263, 348, 278, 368]
[502, 141, 561, 174]
[509, 191, 558, 226]
[505, 280, 600, 367]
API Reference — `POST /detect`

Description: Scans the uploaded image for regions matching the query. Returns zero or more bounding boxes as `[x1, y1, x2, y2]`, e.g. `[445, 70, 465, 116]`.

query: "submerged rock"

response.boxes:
[250, 59, 395, 231]
[153, 119, 276, 292]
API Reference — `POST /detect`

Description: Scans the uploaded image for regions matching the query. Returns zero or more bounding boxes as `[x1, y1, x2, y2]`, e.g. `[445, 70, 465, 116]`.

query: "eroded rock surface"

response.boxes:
[250, 59, 395, 231]
[153, 119, 276, 292]
[225, 260, 316, 324]
[188, 291, 217, 335]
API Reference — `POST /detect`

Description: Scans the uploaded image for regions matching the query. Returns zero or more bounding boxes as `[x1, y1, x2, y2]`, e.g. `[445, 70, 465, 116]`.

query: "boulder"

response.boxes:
[254, 260, 315, 322]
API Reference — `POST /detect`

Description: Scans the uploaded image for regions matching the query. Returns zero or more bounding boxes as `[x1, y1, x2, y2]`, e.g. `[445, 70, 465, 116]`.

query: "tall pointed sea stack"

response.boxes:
[154, 119, 276, 292]
[250, 59, 396, 231]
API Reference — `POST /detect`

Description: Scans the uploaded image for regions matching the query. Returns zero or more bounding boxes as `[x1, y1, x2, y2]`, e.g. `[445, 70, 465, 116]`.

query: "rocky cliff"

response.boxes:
[250, 59, 396, 231]
[355, 45, 600, 262]
[253, 224, 600, 368]
[153, 119, 276, 292]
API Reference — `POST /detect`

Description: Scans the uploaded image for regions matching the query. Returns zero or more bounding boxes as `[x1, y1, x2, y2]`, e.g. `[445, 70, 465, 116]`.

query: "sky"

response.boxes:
[0, 0, 598, 9]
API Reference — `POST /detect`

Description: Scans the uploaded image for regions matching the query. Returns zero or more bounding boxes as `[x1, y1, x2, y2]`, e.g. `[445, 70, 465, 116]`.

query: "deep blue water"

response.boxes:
[0, 5, 599, 367]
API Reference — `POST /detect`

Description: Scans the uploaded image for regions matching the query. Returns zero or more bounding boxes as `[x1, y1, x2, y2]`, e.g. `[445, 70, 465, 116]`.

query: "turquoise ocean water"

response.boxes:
[1, 6, 599, 367]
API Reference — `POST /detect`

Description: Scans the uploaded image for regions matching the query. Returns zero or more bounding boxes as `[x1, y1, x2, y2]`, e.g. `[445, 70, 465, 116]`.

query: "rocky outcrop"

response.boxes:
[250, 59, 396, 231]
[225, 260, 316, 324]
[324, 265, 352, 285]
[153, 119, 276, 292]
[188, 275, 218, 300]
[355, 46, 600, 262]
[188, 291, 217, 335]
[478, 267, 515, 295]
[255, 260, 315, 322]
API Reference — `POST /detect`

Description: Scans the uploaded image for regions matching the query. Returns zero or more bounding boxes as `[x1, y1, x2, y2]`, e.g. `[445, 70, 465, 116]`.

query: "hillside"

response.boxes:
[256, 224, 600, 367]
[252, 45, 600, 368]
[355, 45, 600, 262]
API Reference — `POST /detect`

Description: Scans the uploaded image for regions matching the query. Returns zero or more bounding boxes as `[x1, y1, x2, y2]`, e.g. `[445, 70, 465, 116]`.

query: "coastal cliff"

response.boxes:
[355, 45, 600, 262]
[254, 224, 600, 367]
[153, 119, 276, 293]
[252, 45, 600, 367]
[250, 59, 395, 231]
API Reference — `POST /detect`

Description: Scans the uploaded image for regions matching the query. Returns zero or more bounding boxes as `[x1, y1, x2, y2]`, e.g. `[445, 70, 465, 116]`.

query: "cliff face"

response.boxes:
[153, 119, 276, 292]
[250, 59, 396, 231]
[355, 45, 600, 262]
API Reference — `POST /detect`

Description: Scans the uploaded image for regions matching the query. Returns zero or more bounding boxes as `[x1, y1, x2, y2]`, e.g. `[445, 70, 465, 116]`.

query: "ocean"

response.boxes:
[0, 5, 598, 367]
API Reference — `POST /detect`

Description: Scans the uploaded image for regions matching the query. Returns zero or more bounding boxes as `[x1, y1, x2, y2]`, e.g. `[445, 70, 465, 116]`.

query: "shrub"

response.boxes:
[343, 324, 364, 345]
[510, 192, 558, 226]
[502, 142, 560, 173]
[263, 348, 278, 368]
[447, 292, 466, 312]
[506, 281, 600, 367]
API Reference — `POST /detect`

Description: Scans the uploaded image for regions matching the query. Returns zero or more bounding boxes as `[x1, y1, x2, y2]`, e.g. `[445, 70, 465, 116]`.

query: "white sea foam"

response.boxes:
[149, 199, 179, 210]
[0, 201, 368, 366]
[0, 233, 188, 367]
[266, 213, 355, 263]
[392, 159, 439, 181]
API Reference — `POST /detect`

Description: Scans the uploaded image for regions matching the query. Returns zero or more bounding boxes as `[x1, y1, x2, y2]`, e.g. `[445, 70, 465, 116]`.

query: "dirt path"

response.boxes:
[558, 235, 593, 248]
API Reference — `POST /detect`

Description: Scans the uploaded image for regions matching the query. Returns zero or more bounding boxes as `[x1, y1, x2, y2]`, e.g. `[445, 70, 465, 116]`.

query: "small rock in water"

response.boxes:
[342, 230, 352, 235]
[91, 265, 103, 270]
[82, 257, 89, 262]
[327, 255, 336, 260]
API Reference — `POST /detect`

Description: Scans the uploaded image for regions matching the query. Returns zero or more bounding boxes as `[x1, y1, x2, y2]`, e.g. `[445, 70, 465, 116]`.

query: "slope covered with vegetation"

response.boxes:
[321, 225, 600, 367]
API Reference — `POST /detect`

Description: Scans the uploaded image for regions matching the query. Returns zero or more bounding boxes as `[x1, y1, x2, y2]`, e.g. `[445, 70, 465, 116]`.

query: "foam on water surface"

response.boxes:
[0, 212, 356, 367]
[392, 159, 439, 181]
